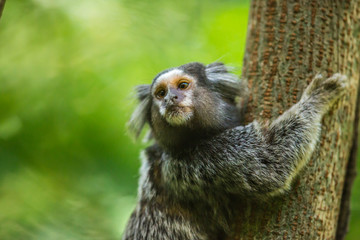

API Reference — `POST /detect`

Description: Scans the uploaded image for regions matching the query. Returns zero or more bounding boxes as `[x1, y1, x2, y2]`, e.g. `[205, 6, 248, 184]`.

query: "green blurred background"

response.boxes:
[0, 0, 358, 239]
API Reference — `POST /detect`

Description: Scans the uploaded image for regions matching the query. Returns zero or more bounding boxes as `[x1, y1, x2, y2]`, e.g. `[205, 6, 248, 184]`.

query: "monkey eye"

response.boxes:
[178, 82, 189, 90]
[155, 89, 166, 99]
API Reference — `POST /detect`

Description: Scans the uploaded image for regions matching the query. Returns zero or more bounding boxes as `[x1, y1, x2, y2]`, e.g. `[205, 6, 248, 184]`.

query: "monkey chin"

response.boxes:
[165, 107, 193, 126]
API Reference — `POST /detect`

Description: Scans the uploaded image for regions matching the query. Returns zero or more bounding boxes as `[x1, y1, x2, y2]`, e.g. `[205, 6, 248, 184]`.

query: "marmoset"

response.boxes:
[123, 62, 347, 240]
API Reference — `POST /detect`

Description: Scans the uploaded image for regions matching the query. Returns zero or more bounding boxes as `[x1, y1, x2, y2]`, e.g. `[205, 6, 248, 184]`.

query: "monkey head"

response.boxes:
[129, 62, 246, 151]
[151, 67, 196, 126]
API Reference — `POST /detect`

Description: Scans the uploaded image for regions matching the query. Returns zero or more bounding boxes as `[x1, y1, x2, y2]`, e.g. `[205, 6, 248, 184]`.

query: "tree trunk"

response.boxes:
[229, 1, 360, 239]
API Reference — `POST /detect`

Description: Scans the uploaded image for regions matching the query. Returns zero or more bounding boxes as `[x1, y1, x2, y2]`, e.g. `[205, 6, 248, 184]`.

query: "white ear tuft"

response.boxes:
[205, 62, 244, 101]
[128, 85, 151, 139]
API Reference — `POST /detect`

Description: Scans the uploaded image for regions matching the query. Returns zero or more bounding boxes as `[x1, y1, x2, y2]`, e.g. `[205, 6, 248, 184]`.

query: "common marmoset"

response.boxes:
[123, 62, 347, 240]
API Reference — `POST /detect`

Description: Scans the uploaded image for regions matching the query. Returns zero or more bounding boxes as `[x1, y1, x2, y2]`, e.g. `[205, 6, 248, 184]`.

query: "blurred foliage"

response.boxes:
[0, 0, 358, 239]
[0, 0, 249, 239]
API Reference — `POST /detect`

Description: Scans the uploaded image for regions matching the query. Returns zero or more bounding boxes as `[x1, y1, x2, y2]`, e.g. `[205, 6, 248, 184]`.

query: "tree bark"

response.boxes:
[229, 1, 360, 239]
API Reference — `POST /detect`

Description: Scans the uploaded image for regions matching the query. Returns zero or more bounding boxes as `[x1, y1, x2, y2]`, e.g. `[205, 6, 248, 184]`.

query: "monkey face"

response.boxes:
[128, 62, 244, 147]
[151, 69, 195, 126]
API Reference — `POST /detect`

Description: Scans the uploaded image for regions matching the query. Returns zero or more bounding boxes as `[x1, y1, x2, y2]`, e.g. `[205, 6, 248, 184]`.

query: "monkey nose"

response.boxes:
[165, 94, 178, 103]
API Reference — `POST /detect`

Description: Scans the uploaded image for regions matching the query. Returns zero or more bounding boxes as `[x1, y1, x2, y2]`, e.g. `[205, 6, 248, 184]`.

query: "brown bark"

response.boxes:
[0, 0, 6, 22]
[228, 1, 360, 239]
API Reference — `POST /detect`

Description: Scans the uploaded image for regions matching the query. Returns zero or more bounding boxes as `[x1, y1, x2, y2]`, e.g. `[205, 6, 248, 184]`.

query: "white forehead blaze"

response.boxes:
[153, 69, 184, 88]
[152, 69, 195, 93]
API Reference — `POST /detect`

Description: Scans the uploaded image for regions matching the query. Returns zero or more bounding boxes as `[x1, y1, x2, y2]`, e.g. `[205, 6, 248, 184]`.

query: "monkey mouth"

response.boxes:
[165, 106, 193, 126]
[166, 105, 183, 112]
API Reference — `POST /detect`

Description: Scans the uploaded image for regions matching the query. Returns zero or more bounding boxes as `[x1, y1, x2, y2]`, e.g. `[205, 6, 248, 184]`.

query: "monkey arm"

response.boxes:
[187, 100, 321, 196]
[209, 100, 322, 196]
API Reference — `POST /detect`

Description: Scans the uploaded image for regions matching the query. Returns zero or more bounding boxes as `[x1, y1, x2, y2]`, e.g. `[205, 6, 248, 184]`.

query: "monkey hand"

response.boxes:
[301, 73, 348, 114]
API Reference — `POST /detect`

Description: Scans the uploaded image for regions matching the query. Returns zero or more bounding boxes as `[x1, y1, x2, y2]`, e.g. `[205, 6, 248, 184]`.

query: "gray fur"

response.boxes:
[124, 64, 347, 240]
[205, 63, 243, 101]
[205, 63, 248, 120]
